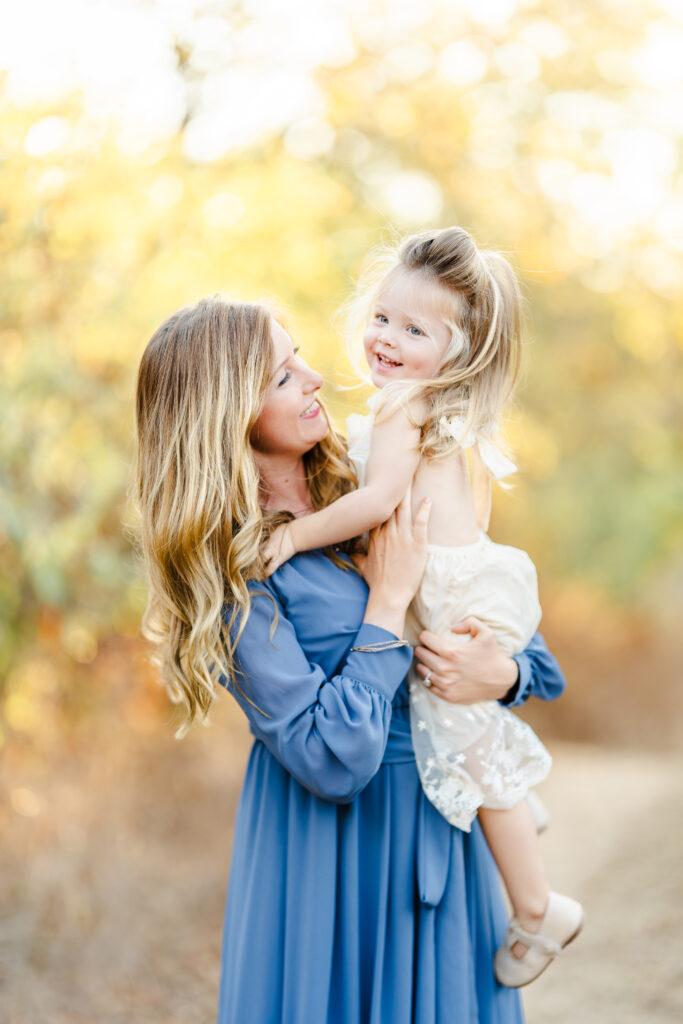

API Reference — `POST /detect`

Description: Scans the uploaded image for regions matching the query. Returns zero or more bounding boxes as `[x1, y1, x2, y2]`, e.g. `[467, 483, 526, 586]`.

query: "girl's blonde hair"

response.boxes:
[136, 295, 355, 736]
[348, 226, 522, 459]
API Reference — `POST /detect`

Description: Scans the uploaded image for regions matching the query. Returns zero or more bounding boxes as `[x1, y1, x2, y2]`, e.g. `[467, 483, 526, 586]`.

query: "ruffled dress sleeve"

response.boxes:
[224, 585, 413, 804]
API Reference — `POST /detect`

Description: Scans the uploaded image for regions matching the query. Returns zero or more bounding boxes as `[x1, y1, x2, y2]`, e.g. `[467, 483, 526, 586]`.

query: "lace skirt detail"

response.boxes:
[409, 676, 552, 831]
[407, 535, 551, 831]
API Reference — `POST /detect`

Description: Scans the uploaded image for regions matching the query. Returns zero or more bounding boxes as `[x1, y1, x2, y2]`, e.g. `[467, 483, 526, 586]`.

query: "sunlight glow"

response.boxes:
[439, 39, 489, 87]
[633, 23, 683, 89]
[284, 118, 336, 161]
[203, 192, 247, 229]
[2, 0, 681, 283]
[148, 175, 185, 209]
[24, 117, 71, 157]
[382, 171, 444, 225]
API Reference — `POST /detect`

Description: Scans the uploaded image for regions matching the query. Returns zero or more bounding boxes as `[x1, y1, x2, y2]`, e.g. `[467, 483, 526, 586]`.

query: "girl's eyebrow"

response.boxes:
[403, 311, 429, 331]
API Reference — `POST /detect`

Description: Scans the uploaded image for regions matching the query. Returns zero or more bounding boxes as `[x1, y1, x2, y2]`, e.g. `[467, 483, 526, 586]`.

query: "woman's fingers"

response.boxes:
[414, 644, 443, 672]
[395, 484, 431, 539]
[398, 480, 412, 513]
[413, 496, 432, 534]
[414, 659, 441, 683]
[394, 482, 412, 539]
[451, 616, 484, 637]
[415, 663, 452, 699]
[417, 629, 462, 659]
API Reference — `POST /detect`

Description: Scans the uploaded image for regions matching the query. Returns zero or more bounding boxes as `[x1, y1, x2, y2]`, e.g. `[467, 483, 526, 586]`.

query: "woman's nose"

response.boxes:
[304, 367, 323, 390]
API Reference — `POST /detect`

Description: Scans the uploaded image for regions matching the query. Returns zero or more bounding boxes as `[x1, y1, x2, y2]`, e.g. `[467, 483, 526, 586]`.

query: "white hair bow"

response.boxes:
[439, 416, 517, 481]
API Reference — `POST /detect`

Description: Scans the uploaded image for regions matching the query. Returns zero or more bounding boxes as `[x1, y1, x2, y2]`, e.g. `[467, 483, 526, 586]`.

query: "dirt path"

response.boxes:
[522, 744, 683, 1023]
[3, 700, 682, 1022]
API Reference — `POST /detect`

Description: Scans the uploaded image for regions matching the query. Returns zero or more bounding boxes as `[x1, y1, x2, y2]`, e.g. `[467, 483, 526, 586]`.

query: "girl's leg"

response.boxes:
[478, 801, 550, 958]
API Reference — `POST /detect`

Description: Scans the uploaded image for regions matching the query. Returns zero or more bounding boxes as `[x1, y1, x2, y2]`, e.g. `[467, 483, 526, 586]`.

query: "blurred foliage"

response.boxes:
[1, 0, 681, 724]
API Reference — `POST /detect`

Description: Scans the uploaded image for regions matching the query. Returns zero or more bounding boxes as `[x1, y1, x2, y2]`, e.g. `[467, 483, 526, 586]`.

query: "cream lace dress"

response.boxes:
[347, 405, 552, 832]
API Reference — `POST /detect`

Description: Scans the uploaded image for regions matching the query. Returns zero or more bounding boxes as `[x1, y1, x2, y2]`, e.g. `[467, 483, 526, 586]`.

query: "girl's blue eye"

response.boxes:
[376, 314, 388, 324]
[408, 325, 423, 336]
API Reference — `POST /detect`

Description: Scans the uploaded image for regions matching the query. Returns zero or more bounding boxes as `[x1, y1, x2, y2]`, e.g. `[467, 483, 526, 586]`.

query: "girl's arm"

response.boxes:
[263, 405, 421, 572]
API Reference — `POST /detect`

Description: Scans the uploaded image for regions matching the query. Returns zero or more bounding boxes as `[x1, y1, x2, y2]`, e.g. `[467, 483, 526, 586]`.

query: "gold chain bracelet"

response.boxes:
[350, 639, 411, 653]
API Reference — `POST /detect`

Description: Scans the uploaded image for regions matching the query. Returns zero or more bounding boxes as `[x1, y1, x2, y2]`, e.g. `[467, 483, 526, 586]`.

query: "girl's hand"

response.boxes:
[262, 523, 296, 576]
[362, 487, 431, 635]
[414, 616, 519, 704]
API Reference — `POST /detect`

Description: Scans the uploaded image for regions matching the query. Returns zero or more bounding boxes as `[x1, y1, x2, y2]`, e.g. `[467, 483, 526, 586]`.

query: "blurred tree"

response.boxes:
[1, 0, 681, 721]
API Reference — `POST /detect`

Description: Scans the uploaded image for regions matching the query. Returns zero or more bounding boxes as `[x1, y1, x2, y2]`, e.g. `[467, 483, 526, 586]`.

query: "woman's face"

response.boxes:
[251, 320, 328, 457]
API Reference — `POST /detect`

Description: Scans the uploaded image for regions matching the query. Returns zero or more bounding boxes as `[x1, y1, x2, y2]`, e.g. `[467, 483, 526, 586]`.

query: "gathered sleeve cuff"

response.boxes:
[339, 622, 413, 699]
[224, 592, 413, 803]
[503, 630, 566, 708]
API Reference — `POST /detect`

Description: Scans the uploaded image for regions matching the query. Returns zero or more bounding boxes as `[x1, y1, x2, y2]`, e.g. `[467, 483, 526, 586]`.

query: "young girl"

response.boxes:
[263, 226, 583, 987]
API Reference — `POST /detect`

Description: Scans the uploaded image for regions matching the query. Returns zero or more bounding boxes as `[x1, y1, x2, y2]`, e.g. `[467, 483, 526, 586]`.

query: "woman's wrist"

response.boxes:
[499, 655, 521, 704]
[497, 653, 520, 688]
[363, 589, 408, 638]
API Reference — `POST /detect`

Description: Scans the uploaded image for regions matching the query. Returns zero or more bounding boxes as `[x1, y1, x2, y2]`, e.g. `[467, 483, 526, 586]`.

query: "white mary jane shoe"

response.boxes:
[494, 892, 584, 988]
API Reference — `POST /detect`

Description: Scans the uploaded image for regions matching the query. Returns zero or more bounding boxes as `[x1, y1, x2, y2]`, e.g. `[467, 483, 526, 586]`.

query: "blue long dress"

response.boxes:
[218, 550, 565, 1024]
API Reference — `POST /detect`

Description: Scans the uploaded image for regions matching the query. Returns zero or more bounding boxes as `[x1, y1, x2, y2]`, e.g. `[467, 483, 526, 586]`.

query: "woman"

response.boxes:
[136, 297, 566, 1023]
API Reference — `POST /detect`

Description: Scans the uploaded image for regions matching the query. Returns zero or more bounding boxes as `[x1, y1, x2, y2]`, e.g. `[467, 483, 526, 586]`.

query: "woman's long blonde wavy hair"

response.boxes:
[136, 296, 356, 736]
[347, 226, 523, 459]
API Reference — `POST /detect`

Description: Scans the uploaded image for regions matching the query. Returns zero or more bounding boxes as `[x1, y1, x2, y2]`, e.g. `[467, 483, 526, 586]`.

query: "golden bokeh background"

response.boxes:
[2, 1, 681, 1020]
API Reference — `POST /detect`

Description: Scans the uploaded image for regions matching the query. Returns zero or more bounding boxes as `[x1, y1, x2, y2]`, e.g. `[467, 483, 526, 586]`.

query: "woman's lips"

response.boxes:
[300, 400, 320, 419]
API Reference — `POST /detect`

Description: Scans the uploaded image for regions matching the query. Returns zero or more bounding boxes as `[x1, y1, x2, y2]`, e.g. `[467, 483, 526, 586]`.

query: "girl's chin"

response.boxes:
[371, 369, 398, 388]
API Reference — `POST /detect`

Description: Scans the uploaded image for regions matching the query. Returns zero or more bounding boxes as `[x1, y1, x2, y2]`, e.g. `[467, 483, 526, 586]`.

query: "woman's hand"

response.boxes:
[414, 616, 519, 704]
[362, 487, 431, 637]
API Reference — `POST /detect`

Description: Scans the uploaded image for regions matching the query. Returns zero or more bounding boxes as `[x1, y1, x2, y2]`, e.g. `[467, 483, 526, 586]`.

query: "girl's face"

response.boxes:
[362, 268, 453, 388]
[251, 319, 328, 457]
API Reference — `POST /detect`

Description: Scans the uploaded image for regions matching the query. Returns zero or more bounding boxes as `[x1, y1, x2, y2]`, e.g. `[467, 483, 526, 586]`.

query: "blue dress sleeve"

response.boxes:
[503, 630, 566, 708]
[225, 588, 413, 804]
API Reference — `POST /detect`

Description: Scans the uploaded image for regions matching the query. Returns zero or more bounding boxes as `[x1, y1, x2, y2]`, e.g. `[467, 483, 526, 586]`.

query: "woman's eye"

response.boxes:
[277, 370, 292, 387]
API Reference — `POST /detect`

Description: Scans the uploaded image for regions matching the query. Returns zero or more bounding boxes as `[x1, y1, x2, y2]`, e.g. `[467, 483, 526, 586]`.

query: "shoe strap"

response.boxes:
[505, 919, 563, 958]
